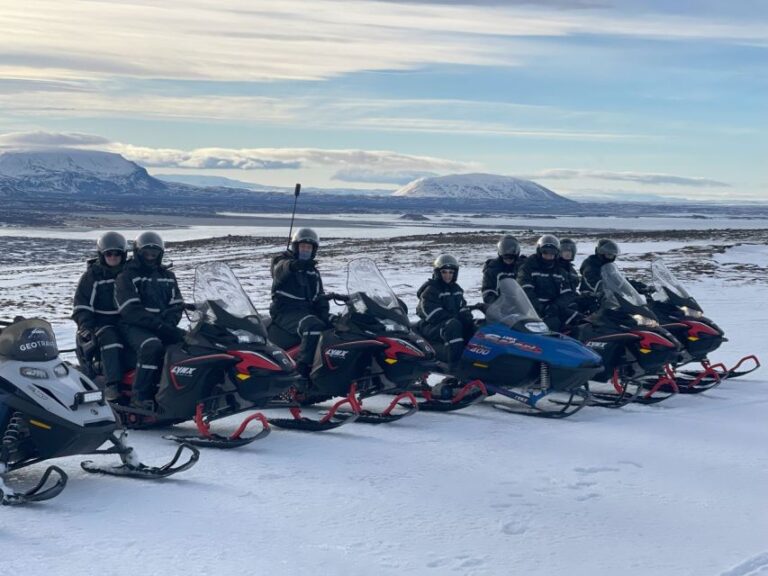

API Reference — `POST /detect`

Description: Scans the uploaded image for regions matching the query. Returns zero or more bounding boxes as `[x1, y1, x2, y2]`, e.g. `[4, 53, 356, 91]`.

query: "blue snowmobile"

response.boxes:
[422, 278, 603, 418]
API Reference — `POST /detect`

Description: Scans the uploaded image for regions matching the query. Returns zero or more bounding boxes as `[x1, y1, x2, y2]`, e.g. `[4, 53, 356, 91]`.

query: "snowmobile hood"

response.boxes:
[0, 319, 59, 362]
[470, 323, 602, 369]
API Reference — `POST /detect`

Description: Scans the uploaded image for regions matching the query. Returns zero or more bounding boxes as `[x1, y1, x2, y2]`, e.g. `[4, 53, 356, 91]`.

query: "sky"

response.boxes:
[0, 0, 766, 200]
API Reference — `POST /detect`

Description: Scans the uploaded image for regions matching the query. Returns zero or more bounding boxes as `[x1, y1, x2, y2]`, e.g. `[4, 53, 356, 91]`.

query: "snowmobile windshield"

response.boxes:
[485, 278, 545, 329]
[651, 259, 692, 299]
[193, 262, 261, 323]
[347, 258, 401, 311]
[345, 258, 409, 330]
[601, 263, 646, 309]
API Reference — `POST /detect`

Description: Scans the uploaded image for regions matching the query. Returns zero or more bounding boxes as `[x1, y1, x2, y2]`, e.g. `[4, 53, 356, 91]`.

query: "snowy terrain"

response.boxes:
[0, 219, 766, 576]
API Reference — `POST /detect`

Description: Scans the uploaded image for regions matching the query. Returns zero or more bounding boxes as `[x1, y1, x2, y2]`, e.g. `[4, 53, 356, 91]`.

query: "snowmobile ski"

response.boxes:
[80, 433, 200, 479]
[337, 391, 420, 424]
[488, 384, 590, 419]
[163, 404, 271, 449]
[586, 369, 643, 408]
[410, 380, 488, 412]
[267, 387, 361, 431]
[1, 465, 68, 506]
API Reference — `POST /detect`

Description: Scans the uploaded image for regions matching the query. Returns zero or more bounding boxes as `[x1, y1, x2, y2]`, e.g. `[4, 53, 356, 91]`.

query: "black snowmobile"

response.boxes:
[571, 263, 682, 406]
[0, 317, 199, 506]
[266, 258, 446, 425]
[418, 278, 602, 418]
[642, 258, 760, 393]
[90, 262, 362, 446]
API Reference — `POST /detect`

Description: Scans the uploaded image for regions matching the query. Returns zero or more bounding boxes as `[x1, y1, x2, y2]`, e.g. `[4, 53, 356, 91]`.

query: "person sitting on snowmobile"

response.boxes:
[115, 232, 185, 410]
[517, 235, 578, 331]
[578, 239, 620, 313]
[72, 231, 129, 397]
[268, 228, 330, 378]
[416, 254, 475, 369]
[481, 234, 527, 305]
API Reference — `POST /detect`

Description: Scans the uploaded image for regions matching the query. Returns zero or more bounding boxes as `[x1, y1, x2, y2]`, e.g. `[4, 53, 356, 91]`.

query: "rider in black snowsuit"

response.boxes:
[517, 235, 578, 331]
[416, 254, 474, 367]
[268, 228, 330, 377]
[579, 239, 620, 313]
[114, 232, 185, 407]
[481, 234, 527, 305]
[72, 232, 128, 390]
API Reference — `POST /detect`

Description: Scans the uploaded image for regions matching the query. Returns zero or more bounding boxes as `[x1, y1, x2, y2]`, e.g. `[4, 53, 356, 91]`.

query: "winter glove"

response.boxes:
[157, 324, 186, 344]
[77, 328, 94, 343]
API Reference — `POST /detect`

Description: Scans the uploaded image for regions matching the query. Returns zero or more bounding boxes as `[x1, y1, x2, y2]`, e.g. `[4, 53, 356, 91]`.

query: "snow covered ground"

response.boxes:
[0, 221, 766, 576]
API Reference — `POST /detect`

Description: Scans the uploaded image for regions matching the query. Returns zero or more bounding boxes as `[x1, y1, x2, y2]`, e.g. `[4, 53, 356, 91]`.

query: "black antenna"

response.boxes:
[286, 183, 301, 251]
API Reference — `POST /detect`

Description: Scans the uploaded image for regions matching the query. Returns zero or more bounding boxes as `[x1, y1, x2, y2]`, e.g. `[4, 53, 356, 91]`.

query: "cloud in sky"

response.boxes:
[2, 1, 766, 85]
[521, 168, 731, 187]
[0, 130, 474, 173]
[332, 168, 439, 185]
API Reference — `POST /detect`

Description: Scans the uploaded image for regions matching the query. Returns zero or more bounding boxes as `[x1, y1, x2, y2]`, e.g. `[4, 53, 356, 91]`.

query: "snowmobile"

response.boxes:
[84, 262, 360, 447]
[642, 258, 760, 393]
[571, 263, 682, 406]
[419, 278, 603, 418]
[267, 258, 459, 424]
[0, 317, 198, 506]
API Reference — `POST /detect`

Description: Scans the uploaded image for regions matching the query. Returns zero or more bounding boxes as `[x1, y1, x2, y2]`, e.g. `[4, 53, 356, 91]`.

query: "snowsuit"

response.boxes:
[416, 274, 474, 365]
[114, 258, 184, 401]
[72, 259, 125, 384]
[578, 254, 607, 314]
[481, 255, 526, 304]
[268, 251, 330, 370]
[517, 254, 578, 331]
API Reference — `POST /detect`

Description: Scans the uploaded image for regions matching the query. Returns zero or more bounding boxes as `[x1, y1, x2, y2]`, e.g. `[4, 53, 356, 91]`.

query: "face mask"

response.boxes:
[298, 246, 313, 260]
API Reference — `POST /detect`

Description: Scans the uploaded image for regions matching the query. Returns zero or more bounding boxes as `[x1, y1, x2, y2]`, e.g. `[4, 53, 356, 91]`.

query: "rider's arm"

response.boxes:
[114, 271, 163, 331]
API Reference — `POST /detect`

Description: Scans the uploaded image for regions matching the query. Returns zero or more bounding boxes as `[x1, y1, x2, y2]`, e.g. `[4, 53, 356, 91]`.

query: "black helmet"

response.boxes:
[536, 234, 560, 257]
[96, 231, 128, 266]
[134, 231, 165, 266]
[497, 235, 521, 259]
[560, 238, 576, 261]
[433, 254, 460, 281]
[290, 227, 319, 259]
[596, 239, 620, 261]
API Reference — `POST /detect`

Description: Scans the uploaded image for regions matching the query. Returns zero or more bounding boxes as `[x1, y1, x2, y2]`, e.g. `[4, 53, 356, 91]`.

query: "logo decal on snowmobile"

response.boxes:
[587, 341, 608, 350]
[19, 340, 56, 352]
[326, 349, 350, 359]
[467, 344, 491, 356]
[481, 333, 541, 354]
[171, 366, 197, 376]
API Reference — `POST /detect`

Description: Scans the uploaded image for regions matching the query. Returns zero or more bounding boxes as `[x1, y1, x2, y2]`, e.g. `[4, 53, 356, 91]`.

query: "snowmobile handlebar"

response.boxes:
[323, 292, 350, 303]
[468, 303, 487, 313]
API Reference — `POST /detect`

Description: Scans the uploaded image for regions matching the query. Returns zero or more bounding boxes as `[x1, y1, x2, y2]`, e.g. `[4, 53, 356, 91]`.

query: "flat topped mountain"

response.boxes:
[393, 173, 573, 204]
[0, 149, 167, 195]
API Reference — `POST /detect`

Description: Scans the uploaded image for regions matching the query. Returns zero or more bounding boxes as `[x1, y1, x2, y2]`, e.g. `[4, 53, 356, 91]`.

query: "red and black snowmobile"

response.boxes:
[642, 258, 760, 393]
[572, 263, 682, 406]
[266, 258, 446, 424]
[86, 262, 359, 448]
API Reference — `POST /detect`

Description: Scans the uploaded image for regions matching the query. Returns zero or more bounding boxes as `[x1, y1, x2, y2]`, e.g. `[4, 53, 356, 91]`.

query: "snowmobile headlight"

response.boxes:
[20, 367, 49, 379]
[631, 314, 659, 328]
[229, 329, 265, 344]
[53, 363, 69, 377]
[680, 306, 703, 319]
[380, 319, 409, 333]
[524, 322, 550, 333]
[73, 389, 104, 407]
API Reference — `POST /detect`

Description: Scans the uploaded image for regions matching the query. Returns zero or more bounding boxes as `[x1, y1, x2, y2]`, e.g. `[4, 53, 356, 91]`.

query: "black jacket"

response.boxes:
[481, 255, 526, 304]
[416, 275, 472, 327]
[559, 258, 580, 293]
[269, 251, 329, 320]
[579, 254, 605, 297]
[72, 259, 123, 331]
[115, 258, 184, 332]
[516, 254, 573, 314]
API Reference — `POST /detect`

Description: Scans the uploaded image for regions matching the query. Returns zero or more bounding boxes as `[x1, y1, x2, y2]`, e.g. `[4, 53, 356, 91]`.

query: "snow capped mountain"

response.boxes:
[0, 149, 168, 195]
[394, 173, 574, 204]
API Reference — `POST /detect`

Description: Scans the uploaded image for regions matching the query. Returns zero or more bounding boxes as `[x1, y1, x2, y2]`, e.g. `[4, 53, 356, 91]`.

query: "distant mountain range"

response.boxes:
[0, 149, 575, 208]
